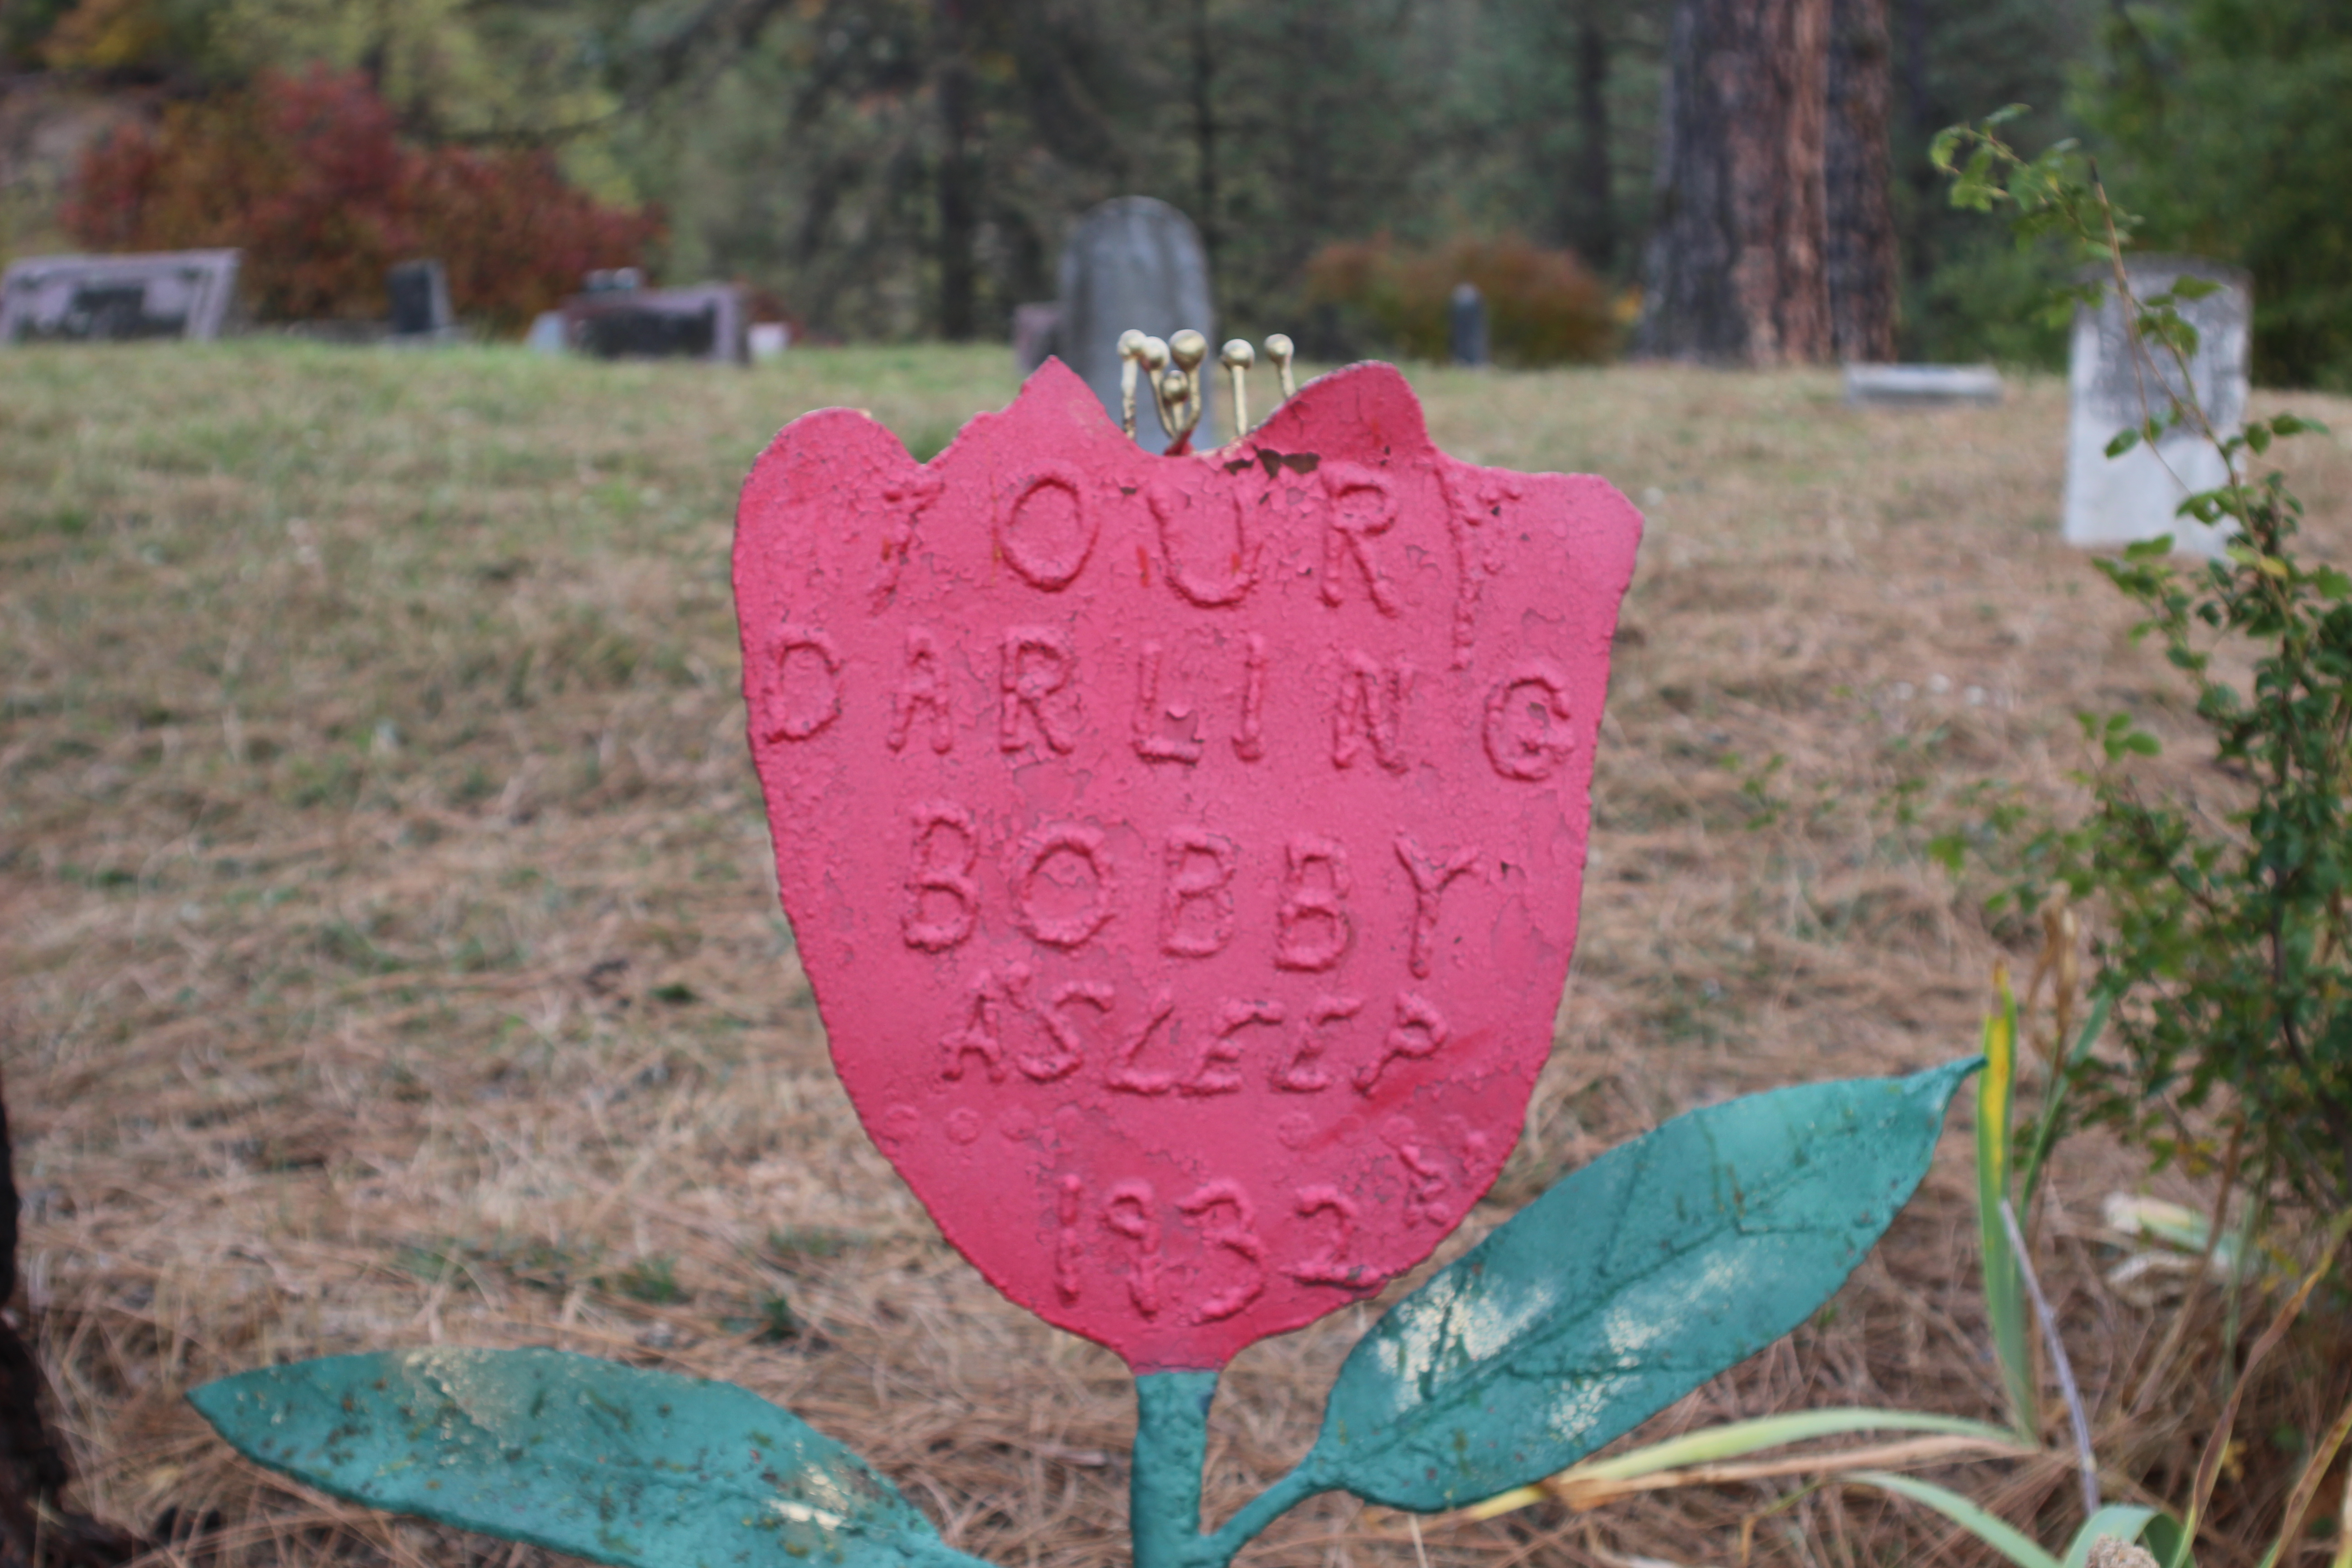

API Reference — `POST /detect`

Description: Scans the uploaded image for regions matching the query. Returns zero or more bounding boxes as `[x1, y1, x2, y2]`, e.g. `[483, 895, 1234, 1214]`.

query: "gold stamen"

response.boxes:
[1264, 333, 1296, 402]
[1220, 339, 1254, 441]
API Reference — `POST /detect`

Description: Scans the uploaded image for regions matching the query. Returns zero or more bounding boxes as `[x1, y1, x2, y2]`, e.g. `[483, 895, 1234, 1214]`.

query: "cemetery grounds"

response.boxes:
[4, 342, 2350, 1568]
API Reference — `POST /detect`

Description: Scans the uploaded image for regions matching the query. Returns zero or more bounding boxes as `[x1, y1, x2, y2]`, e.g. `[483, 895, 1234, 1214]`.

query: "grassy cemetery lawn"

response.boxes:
[5, 342, 2350, 1568]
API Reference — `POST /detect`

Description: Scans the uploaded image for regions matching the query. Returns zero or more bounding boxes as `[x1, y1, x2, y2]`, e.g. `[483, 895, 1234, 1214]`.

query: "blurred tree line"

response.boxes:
[4, 0, 2347, 382]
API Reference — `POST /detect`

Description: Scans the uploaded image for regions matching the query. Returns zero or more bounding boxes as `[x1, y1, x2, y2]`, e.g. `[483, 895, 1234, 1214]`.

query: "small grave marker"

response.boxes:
[387, 259, 455, 340]
[562, 281, 748, 363]
[1449, 283, 1488, 367]
[2064, 255, 2249, 556]
[1012, 302, 1061, 373]
[191, 347, 1979, 1568]
[1055, 198, 1215, 453]
[0, 250, 240, 344]
[735, 358, 1641, 1369]
[1843, 363, 2003, 407]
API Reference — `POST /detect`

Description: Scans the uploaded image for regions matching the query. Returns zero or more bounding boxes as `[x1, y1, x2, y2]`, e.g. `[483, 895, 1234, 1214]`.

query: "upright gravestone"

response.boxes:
[1011, 301, 1061, 375]
[1055, 197, 1215, 453]
[1449, 283, 1488, 367]
[2064, 256, 2250, 556]
[0, 250, 240, 344]
[387, 260, 455, 340]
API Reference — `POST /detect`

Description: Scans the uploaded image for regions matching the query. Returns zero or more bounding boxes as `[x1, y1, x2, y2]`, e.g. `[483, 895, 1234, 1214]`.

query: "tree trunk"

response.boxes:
[0, 1074, 142, 1568]
[1573, 10, 1616, 272]
[1190, 0, 1219, 276]
[933, 3, 979, 341]
[1634, 0, 1833, 365]
[1825, 0, 1896, 361]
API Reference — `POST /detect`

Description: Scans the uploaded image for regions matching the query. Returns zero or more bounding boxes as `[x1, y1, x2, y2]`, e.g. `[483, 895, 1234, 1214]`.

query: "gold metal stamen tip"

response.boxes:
[1220, 340, 1255, 442]
[1117, 328, 1148, 361]
[1141, 335, 1171, 371]
[1159, 366, 1191, 404]
[1169, 329, 1208, 371]
[1264, 333, 1296, 399]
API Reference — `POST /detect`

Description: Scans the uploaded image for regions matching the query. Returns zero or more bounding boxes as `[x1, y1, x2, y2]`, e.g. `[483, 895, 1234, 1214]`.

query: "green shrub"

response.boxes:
[1934, 111, 2352, 1213]
[1302, 233, 1617, 368]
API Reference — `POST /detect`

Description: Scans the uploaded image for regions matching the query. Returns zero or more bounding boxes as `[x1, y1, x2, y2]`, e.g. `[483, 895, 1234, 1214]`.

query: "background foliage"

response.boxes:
[62, 67, 659, 327]
[5, 0, 2351, 371]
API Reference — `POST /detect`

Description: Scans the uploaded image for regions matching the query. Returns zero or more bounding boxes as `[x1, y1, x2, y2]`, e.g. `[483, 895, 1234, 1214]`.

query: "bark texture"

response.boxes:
[0, 1073, 142, 1568]
[1825, 0, 1898, 361]
[1572, 11, 1616, 272]
[1637, 0, 1893, 365]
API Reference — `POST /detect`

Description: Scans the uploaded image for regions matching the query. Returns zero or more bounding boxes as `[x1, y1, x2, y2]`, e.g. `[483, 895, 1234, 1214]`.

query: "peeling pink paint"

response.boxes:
[735, 358, 1642, 1372]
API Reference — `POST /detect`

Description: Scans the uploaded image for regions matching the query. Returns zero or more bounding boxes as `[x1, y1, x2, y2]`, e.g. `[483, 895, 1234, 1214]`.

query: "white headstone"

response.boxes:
[1055, 197, 1215, 453]
[0, 250, 240, 343]
[2064, 256, 2250, 556]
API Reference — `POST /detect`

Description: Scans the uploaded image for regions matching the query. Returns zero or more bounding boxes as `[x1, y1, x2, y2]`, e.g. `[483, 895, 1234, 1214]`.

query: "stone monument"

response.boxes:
[560, 281, 747, 363]
[1449, 282, 1488, 367]
[1055, 197, 1215, 453]
[2064, 256, 2250, 556]
[386, 259, 455, 340]
[1843, 363, 2003, 407]
[0, 250, 240, 344]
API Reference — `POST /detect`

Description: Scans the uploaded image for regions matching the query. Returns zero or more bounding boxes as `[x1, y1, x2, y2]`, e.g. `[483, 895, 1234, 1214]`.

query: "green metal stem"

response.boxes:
[1198, 1460, 1327, 1566]
[1132, 1372, 1218, 1568]
[1132, 1371, 1330, 1568]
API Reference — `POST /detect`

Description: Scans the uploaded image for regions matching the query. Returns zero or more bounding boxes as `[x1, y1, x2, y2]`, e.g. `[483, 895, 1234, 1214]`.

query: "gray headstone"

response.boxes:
[560, 282, 747, 363]
[2064, 256, 2250, 557]
[1449, 282, 1489, 367]
[387, 259, 455, 339]
[1054, 197, 1215, 453]
[1011, 302, 1060, 374]
[1843, 363, 2003, 407]
[0, 250, 240, 344]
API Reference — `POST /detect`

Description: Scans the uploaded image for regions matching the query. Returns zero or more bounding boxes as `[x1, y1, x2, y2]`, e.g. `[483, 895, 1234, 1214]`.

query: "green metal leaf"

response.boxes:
[189, 1347, 983, 1568]
[1303, 1059, 1977, 1512]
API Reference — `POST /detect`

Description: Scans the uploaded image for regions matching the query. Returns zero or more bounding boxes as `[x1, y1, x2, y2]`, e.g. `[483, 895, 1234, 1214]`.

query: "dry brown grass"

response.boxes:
[4, 341, 2350, 1568]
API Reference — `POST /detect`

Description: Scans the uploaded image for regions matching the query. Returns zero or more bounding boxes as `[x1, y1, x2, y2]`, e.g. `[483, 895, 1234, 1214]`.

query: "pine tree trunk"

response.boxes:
[0, 1074, 141, 1568]
[1573, 10, 1616, 272]
[933, 4, 979, 341]
[1825, 0, 1897, 362]
[1635, 0, 1833, 365]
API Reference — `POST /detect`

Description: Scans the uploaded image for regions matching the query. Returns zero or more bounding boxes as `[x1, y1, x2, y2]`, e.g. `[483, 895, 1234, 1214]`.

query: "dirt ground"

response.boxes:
[4, 342, 2349, 1568]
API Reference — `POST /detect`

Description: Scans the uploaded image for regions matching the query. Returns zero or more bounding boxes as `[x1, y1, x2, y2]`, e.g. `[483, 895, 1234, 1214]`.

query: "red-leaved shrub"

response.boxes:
[1303, 234, 1616, 367]
[64, 67, 661, 330]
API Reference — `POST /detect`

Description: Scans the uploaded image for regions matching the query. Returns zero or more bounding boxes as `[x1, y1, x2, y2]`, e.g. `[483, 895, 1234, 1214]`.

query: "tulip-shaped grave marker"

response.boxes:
[190, 358, 1978, 1568]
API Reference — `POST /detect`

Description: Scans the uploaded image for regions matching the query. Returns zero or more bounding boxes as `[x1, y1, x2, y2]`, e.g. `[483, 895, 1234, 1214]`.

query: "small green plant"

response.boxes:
[1468, 963, 2352, 1568]
[1930, 108, 2351, 1217]
[608, 1254, 686, 1305]
[1454, 117, 2352, 1562]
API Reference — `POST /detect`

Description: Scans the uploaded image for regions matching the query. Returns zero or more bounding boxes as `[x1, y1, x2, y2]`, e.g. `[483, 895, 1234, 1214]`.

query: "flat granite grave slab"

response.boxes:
[1843, 363, 2004, 407]
[560, 282, 747, 363]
